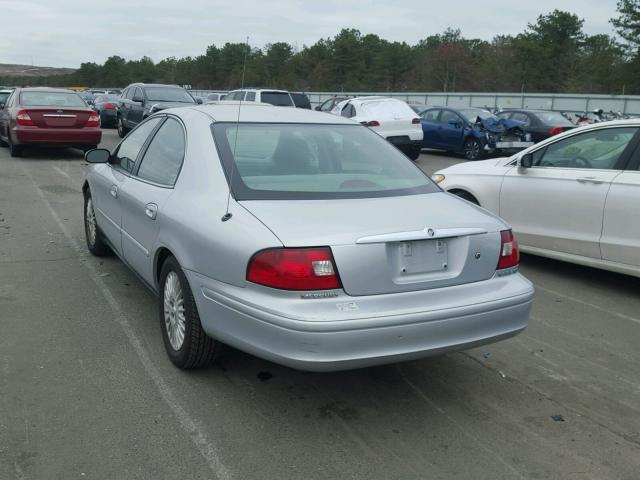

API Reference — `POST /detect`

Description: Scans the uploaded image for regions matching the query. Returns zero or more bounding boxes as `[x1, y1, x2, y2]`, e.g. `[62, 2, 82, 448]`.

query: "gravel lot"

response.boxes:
[1, 128, 639, 479]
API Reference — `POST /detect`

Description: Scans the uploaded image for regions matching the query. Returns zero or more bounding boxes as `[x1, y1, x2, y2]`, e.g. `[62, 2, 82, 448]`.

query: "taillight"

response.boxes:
[365, 120, 380, 127]
[16, 110, 34, 126]
[247, 247, 342, 290]
[549, 127, 564, 136]
[497, 230, 519, 270]
[412, 118, 420, 124]
[103, 102, 116, 110]
[85, 113, 100, 127]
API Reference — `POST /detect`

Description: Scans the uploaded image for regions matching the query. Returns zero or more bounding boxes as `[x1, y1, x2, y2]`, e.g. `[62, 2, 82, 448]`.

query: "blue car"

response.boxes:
[419, 107, 534, 160]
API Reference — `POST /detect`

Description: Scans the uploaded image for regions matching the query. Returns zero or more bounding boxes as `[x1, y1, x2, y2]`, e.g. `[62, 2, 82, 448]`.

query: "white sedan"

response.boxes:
[433, 119, 640, 277]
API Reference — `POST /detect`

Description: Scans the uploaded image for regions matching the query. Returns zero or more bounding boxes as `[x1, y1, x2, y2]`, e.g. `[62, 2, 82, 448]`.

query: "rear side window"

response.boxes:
[511, 113, 531, 126]
[291, 93, 311, 109]
[421, 109, 440, 121]
[341, 103, 356, 118]
[260, 92, 294, 107]
[245, 92, 256, 102]
[440, 110, 461, 124]
[137, 118, 185, 186]
[113, 117, 162, 172]
[20, 92, 86, 107]
[212, 122, 437, 200]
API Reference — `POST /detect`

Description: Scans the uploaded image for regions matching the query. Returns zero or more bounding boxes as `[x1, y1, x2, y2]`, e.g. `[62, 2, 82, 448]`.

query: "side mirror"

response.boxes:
[315, 106, 321, 111]
[519, 153, 533, 169]
[132, 95, 143, 103]
[85, 148, 110, 164]
[196, 98, 203, 104]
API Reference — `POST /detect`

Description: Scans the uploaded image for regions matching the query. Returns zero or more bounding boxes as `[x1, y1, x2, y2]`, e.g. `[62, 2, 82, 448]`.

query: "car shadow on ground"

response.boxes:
[8, 146, 86, 161]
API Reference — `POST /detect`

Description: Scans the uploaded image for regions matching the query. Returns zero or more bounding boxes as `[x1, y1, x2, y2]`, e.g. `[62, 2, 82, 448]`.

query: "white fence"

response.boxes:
[189, 90, 640, 115]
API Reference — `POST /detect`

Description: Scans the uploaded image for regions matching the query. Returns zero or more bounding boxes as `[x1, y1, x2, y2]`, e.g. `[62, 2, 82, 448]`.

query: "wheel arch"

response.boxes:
[447, 188, 480, 205]
[154, 246, 175, 289]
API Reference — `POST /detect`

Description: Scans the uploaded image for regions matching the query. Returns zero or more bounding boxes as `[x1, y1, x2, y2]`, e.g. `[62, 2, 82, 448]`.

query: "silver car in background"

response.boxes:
[83, 104, 534, 371]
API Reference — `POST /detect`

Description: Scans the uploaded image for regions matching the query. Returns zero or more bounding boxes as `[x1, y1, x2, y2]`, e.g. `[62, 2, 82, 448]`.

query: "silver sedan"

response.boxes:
[83, 104, 534, 371]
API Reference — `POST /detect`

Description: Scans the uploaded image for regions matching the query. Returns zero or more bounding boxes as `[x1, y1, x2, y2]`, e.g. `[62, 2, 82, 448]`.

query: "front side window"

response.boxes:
[245, 92, 256, 102]
[440, 110, 462, 124]
[533, 127, 638, 170]
[20, 92, 86, 107]
[113, 117, 163, 172]
[137, 118, 185, 186]
[212, 123, 438, 200]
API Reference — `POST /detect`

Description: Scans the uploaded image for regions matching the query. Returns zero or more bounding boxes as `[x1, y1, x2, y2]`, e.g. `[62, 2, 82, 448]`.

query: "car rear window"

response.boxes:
[212, 123, 437, 200]
[534, 111, 575, 126]
[20, 91, 86, 107]
[361, 100, 415, 119]
[291, 93, 311, 109]
[260, 92, 294, 107]
[145, 87, 195, 103]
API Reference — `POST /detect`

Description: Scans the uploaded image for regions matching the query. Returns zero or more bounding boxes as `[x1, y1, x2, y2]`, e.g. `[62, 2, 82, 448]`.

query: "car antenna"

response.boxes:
[222, 36, 249, 222]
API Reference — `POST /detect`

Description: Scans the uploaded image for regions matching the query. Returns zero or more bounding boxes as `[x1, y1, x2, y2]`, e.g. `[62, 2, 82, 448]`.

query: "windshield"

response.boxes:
[458, 108, 495, 122]
[535, 111, 575, 126]
[260, 92, 294, 107]
[95, 94, 119, 103]
[145, 87, 195, 103]
[212, 123, 437, 200]
[20, 91, 87, 107]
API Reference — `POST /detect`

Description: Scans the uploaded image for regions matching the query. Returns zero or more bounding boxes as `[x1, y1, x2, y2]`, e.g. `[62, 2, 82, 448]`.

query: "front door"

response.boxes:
[500, 126, 639, 259]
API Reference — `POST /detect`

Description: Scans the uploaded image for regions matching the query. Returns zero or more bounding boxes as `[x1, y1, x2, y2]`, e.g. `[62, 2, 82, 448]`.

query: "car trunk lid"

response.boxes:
[241, 193, 505, 295]
[26, 107, 91, 128]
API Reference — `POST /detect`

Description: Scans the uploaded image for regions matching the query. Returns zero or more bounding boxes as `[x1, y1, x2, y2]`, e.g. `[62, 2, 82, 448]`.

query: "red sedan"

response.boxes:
[0, 87, 102, 157]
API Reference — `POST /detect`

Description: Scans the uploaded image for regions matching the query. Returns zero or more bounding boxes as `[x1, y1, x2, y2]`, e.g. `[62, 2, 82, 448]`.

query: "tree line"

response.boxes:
[3, 4, 640, 95]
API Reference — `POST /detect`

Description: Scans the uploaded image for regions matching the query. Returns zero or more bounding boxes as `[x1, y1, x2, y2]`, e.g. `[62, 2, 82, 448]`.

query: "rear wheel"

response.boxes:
[405, 145, 422, 161]
[159, 255, 222, 369]
[84, 191, 112, 256]
[8, 135, 22, 157]
[117, 116, 128, 138]
[463, 138, 483, 161]
[0, 129, 8, 147]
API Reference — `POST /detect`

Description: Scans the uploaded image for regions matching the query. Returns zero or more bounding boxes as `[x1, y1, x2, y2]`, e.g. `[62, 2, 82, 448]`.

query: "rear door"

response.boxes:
[419, 109, 441, 147]
[600, 151, 640, 268]
[500, 126, 639, 258]
[119, 117, 185, 286]
[92, 117, 164, 254]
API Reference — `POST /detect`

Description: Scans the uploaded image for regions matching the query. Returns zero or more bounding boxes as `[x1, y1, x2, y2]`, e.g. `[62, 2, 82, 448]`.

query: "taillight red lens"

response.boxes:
[549, 127, 563, 136]
[366, 120, 380, 127]
[497, 230, 519, 270]
[16, 110, 34, 126]
[86, 113, 100, 127]
[247, 247, 342, 290]
[412, 118, 420, 124]
[103, 102, 116, 109]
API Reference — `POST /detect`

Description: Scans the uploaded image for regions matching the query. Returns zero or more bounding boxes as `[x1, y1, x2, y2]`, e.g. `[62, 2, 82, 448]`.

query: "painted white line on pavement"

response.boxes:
[536, 285, 640, 326]
[52, 166, 70, 179]
[23, 165, 233, 480]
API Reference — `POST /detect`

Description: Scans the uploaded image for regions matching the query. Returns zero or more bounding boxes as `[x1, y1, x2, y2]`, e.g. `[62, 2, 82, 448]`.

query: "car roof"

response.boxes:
[15, 87, 80, 93]
[186, 103, 357, 124]
[229, 88, 290, 93]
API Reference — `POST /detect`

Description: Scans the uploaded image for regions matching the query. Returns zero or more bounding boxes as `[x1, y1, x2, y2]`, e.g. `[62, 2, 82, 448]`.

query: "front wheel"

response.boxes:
[159, 255, 222, 369]
[84, 191, 112, 256]
[463, 138, 483, 161]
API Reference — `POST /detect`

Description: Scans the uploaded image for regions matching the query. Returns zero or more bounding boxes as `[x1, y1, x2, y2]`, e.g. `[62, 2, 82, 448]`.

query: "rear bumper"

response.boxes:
[186, 270, 534, 371]
[99, 110, 117, 125]
[13, 126, 102, 146]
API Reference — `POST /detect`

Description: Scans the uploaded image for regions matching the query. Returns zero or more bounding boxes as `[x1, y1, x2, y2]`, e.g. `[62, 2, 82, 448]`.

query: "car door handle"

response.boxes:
[110, 185, 118, 198]
[576, 177, 604, 184]
[145, 203, 158, 220]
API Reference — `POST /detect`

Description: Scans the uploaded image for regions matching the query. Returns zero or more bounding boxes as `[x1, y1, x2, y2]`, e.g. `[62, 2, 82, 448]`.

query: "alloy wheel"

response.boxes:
[86, 197, 97, 246]
[163, 271, 186, 351]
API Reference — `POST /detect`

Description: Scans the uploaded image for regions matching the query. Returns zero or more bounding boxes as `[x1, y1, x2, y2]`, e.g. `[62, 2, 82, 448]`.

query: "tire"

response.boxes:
[84, 191, 112, 256]
[8, 134, 22, 157]
[463, 138, 483, 161]
[117, 116, 128, 138]
[453, 190, 480, 205]
[0, 129, 7, 147]
[159, 255, 222, 369]
[405, 145, 422, 161]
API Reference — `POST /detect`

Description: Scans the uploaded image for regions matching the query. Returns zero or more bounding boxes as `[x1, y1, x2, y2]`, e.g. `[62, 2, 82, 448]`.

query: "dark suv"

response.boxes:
[117, 83, 199, 137]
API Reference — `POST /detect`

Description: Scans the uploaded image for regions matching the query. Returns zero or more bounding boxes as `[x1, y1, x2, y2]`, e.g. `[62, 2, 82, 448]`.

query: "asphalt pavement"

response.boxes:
[1, 128, 639, 479]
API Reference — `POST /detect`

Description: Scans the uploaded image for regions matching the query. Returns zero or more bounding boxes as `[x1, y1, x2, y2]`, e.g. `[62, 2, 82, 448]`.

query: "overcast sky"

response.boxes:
[1, 0, 620, 68]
